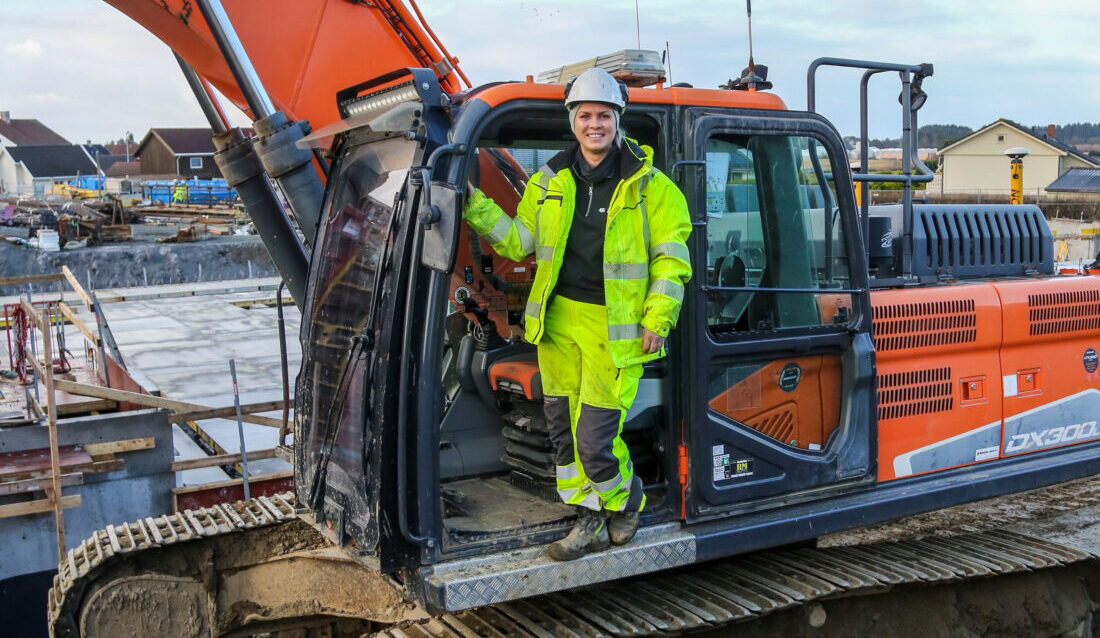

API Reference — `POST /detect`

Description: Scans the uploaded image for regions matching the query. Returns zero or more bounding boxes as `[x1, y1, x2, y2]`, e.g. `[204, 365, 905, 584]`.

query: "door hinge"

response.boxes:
[678, 442, 689, 520]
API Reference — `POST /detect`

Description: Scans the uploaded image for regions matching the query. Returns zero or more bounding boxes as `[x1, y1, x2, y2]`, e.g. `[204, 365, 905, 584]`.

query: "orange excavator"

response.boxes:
[49, 1, 1100, 636]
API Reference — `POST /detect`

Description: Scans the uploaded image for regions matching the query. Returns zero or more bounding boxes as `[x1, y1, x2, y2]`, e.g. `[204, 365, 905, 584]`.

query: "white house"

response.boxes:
[0, 111, 73, 195]
[1, 145, 98, 197]
[937, 119, 1099, 195]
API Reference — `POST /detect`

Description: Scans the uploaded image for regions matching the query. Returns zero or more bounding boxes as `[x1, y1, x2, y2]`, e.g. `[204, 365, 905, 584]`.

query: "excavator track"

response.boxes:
[378, 529, 1097, 638]
[48, 491, 1099, 638]
[48, 493, 298, 638]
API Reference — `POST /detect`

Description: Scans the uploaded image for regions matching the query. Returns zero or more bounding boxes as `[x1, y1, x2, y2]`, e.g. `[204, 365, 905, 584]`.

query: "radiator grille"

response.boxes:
[1028, 289, 1100, 336]
[872, 299, 977, 351]
[745, 405, 795, 444]
[877, 367, 953, 420]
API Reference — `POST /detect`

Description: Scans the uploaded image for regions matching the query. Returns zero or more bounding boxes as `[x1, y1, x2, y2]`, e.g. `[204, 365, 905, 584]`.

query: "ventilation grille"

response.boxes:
[872, 299, 977, 351]
[1028, 289, 1100, 336]
[911, 205, 1052, 278]
[745, 405, 795, 444]
[877, 367, 953, 421]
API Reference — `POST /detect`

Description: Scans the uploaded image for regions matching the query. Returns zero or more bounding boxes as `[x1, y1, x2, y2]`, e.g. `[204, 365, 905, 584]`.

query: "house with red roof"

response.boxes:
[0, 110, 69, 147]
[0, 111, 103, 196]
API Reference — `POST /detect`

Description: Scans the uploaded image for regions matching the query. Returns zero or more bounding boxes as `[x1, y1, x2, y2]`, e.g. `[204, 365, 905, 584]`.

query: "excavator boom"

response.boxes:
[104, 0, 466, 130]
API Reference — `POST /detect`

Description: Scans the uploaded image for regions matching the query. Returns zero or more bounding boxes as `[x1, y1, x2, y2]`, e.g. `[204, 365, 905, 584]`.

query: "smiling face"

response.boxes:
[572, 102, 618, 163]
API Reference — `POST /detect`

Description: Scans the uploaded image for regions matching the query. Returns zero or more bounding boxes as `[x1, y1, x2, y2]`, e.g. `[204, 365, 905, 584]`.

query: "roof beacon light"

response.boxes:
[538, 49, 666, 88]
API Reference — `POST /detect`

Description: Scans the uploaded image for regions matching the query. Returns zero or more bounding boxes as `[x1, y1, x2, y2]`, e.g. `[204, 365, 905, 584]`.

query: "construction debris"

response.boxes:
[0, 194, 247, 249]
[158, 223, 206, 243]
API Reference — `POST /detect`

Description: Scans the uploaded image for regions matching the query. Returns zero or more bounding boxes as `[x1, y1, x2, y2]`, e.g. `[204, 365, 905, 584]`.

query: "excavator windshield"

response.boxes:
[295, 134, 417, 542]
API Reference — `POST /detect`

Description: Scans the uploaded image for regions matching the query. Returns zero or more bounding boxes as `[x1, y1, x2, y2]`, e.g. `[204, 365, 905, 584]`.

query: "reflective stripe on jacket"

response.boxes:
[464, 139, 692, 368]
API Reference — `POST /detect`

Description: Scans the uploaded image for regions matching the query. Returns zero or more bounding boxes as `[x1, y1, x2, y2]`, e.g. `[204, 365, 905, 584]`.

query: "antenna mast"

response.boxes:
[635, 0, 641, 49]
[746, 0, 754, 76]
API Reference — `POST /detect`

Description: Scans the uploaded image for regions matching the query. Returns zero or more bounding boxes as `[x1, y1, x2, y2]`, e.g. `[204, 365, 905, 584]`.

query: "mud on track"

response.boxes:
[690, 564, 1100, 638]
[729, 476, 1100, 638]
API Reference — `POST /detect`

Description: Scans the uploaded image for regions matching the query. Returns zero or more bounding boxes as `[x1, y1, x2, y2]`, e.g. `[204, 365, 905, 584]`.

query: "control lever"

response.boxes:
[460, 295, 507, 350]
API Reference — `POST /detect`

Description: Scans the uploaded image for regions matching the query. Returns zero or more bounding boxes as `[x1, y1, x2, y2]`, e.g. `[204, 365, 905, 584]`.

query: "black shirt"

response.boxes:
[555, 145, 620, 305]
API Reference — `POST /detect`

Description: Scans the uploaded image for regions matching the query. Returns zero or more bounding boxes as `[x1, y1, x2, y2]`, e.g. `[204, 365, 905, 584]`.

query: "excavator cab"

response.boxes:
[294, 63, 875, 598]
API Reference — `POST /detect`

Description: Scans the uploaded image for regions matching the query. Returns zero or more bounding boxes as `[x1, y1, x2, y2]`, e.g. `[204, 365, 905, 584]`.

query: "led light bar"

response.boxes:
[338, 81, 420, 120]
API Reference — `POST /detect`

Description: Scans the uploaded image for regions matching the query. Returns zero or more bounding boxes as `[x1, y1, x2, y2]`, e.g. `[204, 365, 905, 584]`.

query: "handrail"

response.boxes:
[807, 57, 933, 276]
[396, 219, 433, 550]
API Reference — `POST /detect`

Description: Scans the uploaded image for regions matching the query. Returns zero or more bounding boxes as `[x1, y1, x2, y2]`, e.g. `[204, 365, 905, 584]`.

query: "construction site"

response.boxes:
[3, 1, 1100, 637]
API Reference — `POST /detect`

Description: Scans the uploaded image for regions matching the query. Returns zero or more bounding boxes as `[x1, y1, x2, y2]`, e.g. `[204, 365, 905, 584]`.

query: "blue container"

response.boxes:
[70, 175, 106, 190]
[142, 178, 237, 205]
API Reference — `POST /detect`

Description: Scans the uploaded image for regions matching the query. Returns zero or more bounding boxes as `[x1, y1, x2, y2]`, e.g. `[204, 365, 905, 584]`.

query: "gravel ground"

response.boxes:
[822, 475, 1100, 554]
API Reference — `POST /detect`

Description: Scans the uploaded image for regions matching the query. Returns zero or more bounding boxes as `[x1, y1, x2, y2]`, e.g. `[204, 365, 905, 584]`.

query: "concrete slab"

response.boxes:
[88, 280, 300, 485]
[2, 279, 300, 487]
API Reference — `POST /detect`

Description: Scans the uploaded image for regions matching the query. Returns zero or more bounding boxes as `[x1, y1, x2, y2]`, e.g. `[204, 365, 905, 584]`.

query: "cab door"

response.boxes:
[679, 109, 876, 520]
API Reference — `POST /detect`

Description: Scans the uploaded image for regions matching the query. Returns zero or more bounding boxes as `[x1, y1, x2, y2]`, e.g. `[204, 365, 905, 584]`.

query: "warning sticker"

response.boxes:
[712, 445, 755, 481]
[974, 445, 999, 462]
[712, 444, 730, 481]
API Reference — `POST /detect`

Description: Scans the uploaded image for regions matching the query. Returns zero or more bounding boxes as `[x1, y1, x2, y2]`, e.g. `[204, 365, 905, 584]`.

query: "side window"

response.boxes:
[704, 134, 852, 336]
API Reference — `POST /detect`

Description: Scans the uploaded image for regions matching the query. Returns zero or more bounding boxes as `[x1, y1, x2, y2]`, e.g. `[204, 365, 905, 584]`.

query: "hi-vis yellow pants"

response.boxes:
[539, 295, 646, 513]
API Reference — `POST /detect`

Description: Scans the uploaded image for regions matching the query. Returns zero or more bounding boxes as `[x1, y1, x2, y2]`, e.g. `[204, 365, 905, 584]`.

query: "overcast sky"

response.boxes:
[2, 0, 1097, 144]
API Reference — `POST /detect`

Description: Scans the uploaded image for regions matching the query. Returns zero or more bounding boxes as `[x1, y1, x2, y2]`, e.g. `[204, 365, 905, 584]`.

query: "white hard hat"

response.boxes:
[564, 68, 628, 112]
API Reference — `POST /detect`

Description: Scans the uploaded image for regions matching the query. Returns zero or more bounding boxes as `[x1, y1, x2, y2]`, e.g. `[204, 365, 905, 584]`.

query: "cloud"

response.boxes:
[3, 38, 43, 58]
[20, 91, 75, 105]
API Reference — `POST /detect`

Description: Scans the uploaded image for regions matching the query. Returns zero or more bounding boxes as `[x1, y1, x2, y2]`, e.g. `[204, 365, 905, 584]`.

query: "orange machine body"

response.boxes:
[701, 274, 1100, 484]
[708, 355, 842, 451]
[471, 80, 789, 112]
[872, 275, 1100, 481]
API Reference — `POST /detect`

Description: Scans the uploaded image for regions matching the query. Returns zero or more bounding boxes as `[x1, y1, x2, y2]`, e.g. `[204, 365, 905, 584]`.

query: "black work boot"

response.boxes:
[608, 509, 640, 545]
[547, 508, 609, 561]
[609, 477, 644, 545]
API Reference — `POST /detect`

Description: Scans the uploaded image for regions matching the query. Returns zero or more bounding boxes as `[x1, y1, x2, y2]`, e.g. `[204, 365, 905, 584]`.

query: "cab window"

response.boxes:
[704, 134, 852, 336]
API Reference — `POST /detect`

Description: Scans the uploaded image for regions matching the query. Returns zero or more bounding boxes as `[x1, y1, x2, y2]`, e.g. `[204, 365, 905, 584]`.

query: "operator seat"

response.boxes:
[490, 360, 542, 401]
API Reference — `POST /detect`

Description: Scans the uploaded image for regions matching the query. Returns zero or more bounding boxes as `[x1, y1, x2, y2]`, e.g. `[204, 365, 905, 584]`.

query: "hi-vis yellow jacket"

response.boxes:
[464, 139, 692, 368]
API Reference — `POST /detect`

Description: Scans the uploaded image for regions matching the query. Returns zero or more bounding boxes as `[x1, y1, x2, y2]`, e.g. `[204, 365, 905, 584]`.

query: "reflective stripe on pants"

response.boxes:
[539, 295, 646, 513]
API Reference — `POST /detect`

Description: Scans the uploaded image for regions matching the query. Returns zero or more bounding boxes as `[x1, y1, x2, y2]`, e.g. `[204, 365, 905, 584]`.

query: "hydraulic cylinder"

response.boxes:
[213, 128, 309, 309]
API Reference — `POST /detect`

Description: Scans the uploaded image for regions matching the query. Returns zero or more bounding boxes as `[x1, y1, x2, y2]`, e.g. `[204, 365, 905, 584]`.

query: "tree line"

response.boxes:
[862, 123, 1100, 149]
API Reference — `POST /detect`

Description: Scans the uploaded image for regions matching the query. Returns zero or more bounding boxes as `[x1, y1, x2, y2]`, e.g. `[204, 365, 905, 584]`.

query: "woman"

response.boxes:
[463, 67, 692, 560]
